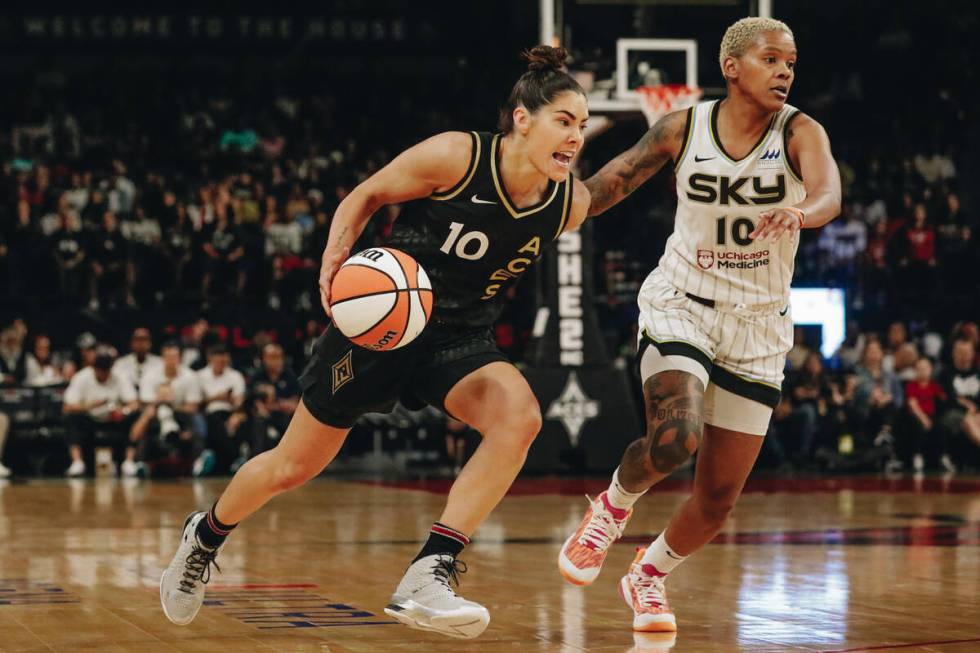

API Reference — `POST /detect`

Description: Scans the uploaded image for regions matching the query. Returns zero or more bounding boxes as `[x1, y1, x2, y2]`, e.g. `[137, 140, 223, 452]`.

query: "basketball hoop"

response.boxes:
[636, 84, 703, 127]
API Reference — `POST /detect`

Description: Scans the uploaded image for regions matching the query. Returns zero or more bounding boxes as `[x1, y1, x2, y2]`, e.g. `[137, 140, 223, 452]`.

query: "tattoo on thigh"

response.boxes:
[642, 371, 704, 474]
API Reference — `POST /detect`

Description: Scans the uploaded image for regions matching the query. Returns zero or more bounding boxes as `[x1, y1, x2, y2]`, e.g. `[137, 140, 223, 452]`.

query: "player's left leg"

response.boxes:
[621, 419, 765, 632]
[385, 361, 540, 639]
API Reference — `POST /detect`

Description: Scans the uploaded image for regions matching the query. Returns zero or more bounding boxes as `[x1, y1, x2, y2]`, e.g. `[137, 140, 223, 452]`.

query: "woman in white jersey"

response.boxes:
[557, 17, 841, 632]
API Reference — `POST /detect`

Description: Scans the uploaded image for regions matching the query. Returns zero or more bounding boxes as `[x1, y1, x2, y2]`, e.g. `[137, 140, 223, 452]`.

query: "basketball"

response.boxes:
[330, 247, 434, 351]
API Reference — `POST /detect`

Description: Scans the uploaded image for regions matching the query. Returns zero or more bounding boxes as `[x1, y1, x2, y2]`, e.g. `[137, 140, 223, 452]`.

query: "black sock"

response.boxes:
[196, 503, 237, 549]
[412, 522, 470, 563]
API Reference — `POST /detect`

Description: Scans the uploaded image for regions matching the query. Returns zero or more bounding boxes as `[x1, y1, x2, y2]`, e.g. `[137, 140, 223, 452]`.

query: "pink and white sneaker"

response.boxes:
[620, 547, 677, 632]
[558, 491, 632, 586]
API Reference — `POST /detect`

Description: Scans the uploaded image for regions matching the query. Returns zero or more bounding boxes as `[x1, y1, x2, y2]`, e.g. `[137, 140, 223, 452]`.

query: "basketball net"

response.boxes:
[636, 84, 703, 127]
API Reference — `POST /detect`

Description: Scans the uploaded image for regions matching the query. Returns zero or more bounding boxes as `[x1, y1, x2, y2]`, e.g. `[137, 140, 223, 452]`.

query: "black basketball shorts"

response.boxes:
[298, 322, 509, 428]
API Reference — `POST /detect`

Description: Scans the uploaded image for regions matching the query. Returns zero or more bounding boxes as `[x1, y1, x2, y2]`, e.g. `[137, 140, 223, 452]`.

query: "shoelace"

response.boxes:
[177, 546, 221, 594]
[431, 555, 467, 590]
[632, 570, 667, 609]
[578, 495, 625, 551]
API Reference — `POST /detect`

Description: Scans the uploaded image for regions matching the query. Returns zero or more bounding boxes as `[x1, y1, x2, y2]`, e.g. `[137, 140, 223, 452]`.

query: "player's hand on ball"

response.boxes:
[319, 245, 350, 318]
[751, 207, 804, 243]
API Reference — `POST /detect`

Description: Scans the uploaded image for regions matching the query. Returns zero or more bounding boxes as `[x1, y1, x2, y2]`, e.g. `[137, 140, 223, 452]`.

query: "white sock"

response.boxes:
[640, 532, 687, 575]
[605, 467, 646, 511]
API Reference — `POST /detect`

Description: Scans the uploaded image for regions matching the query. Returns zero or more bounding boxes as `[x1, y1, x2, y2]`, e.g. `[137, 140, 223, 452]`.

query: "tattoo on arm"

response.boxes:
[584, 113, 684, 217]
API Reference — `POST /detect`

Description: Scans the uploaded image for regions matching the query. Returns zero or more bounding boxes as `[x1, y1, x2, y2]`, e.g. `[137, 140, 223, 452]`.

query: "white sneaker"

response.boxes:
[160, 512, 222, 625]
[66, 459, 86, 477]
[940, 454, 957, 475]
[913, 454, 925, 473]
[121, 460, 139, 478]
[0, 462, 10, 479]
[384, 554, 489, 639]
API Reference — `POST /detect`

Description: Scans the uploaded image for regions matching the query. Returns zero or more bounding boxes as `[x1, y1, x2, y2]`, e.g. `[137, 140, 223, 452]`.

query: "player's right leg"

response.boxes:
[160, 400, 350, 625]
[560, 277, 713, 588]
[160, 326, 380, 626]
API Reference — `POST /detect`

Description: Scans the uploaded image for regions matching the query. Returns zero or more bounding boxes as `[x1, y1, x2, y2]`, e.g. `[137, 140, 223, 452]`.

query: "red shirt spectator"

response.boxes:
[903, 203, 936, 264]
[905, 377, 945, 416]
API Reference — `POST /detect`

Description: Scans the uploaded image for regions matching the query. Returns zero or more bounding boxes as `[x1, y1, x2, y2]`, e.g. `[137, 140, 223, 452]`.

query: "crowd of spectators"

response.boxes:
[765, 321, 980, 475]
[0, 30, 977, 478]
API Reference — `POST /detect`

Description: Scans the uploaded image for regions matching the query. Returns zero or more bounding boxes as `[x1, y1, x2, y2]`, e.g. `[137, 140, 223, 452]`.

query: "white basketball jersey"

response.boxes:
[654, 100, 806, 305]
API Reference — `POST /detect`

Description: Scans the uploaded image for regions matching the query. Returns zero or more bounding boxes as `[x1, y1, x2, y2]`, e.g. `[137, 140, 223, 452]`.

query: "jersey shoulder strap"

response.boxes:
[429, 131, 483, 201]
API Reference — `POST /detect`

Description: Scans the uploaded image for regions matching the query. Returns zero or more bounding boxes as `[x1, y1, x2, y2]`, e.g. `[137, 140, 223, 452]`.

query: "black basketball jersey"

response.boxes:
[384, 131, 574, 328]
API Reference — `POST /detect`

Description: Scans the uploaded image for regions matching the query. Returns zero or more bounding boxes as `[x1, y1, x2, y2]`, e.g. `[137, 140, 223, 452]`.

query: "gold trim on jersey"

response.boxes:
[431, 131, 481, 201]
[708, 100, 776, 165]
[490, 133, 561, 219]
[553, 174, 573, 238]
[673, 107, 696, 171]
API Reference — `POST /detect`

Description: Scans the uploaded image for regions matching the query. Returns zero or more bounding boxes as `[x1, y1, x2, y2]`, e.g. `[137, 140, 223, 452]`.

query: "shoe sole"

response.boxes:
[619, 575, 677, 633]
[384, 600, 488, 639]
[557, 533, 602, 587]
[159, 512, 205, 626]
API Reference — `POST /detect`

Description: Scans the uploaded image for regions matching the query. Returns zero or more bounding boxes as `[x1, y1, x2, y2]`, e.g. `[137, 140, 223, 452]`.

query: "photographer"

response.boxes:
[130, 342, 203, 476]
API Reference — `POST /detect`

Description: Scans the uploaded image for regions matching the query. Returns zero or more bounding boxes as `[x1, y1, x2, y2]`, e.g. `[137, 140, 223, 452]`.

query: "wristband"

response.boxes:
[784, 206, 806, 228]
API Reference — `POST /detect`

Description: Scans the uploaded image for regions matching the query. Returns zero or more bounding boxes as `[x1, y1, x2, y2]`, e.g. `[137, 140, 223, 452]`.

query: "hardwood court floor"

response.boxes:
[1, 475, 979, 652]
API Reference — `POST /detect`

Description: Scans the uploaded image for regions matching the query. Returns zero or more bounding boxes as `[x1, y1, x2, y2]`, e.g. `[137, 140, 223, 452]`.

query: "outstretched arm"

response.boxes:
[584, 110, 688, 217]
[319, 131, 473, 316]
[751, 113, 842, 241]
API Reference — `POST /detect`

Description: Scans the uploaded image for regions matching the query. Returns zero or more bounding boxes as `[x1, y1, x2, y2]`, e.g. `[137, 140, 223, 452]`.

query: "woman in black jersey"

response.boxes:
[161, 46, 591, 640]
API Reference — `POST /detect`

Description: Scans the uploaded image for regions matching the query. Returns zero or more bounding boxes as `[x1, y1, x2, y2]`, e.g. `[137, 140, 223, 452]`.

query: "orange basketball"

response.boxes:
[330, 247, 434, 351]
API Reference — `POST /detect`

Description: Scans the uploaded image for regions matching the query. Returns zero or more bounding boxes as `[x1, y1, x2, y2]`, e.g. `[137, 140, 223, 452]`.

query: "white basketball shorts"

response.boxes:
[635, 268, 793, 436]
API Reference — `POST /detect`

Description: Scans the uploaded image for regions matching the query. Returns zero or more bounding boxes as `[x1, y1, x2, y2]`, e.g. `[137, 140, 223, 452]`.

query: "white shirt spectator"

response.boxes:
[265, 221, 303, 256]
[64, 367, 137, 421]
[25, 354, 66, 387]
[818, 216, 867, 267]
[113, 353, 163, 391]
[197, 366, 246, 414]
[139, 365, 203, 405]
[913, 153, 956, 184]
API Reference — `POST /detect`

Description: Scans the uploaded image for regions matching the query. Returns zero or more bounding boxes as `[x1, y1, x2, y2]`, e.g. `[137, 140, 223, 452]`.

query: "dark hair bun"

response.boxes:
[523, 45, 569, 73]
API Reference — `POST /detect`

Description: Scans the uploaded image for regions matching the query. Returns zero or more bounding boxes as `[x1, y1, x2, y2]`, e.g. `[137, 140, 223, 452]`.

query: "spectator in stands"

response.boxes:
[835, 322, 866, 373]
[246, 343, 300, 456]
[180, 318, 211, 370]
[49, 212, 86, 301]
[900, 356, 953, 474]
[87, 211, 130, 311]
[130, 341, 203, 476]
[112, 327, 162, 393]
[200, 205, 245, 303]
[195, 344, 246, 475]
[860, 218, 892, 310]
[883, 322, 919, 382]
[853, 337, 904, 467]
[939, 337, 980, 466]
[817, 204, 866, 285]
[25, 334, 66, 387]
[62, 353, 139, 477]
[0, 326, 29, 387]
[121, 206, 164, 307]
[160, 203, 196, 301]
[897, 203, 938, 308]
[785, 352, 835, 463]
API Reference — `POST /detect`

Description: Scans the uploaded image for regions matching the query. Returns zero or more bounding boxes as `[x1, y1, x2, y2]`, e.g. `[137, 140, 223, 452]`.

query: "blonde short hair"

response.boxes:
[719, 17, 794, 76]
